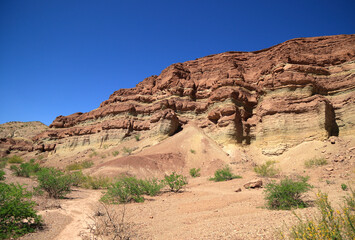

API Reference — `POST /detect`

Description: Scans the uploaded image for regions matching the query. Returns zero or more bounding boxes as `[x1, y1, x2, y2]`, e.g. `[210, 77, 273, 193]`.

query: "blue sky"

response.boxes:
[1, 0, 354, 125]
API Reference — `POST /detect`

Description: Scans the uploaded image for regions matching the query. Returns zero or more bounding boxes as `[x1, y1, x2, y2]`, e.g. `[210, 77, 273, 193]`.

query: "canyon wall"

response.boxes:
[3, 34, 355, 156]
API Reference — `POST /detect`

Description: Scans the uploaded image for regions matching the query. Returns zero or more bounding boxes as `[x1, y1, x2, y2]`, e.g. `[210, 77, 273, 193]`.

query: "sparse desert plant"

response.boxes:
[341, 183, 348, 191]
[84, 203, 136, 240]
[189, 168, 201, 178]
[0, 157, 7, 169]
[209, 166, 241, 182]
[344, 187, 355, 211]
[190, 149, 196, 154]
[89, 151, 98, 158]
[164, 172, 188, 193]
[0, 182, 42, 239]
[7, 155, 24, 164]
[66, 160, 94, 171]
[10, 160, 41, 177]
[139, 178, 164, 196]
[81, 175, 112, 190]
[134, 134, 140, 141]
[254, 160, 279, 177]
[264, 176, 312, 210]
[304, 157, 327, 168]
[112, 150, 120, 157]
[101, 176, 144, 203]
[0, 170, 5, 181]
[122, 147, 133, 155]
[69, 171, 86, 187]
[36, 168, 73, 198]
[281, 191, 355, 239]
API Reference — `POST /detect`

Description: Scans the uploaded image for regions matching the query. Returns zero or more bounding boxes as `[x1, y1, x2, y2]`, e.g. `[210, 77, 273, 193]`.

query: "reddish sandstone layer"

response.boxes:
[5, 34, 355, 155]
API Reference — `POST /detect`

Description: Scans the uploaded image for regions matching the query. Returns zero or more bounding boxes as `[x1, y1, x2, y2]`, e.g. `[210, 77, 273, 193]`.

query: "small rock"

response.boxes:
[329, 136, 336, 144]
[244, 179, 263, 189]
[235, 188, 242, 192]
[326, 167, 334, 171]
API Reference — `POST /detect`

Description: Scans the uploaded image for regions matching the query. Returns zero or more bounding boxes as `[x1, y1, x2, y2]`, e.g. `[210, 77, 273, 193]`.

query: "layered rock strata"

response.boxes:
[8, 35, 355, 156]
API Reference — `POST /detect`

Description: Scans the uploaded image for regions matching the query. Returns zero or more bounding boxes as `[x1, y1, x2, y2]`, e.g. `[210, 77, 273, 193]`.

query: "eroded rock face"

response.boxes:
[6, 34, 355, 155]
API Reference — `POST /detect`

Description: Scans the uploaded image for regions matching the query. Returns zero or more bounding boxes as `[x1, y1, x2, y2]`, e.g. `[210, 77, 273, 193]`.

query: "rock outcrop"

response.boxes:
[4, 34, 355, 156]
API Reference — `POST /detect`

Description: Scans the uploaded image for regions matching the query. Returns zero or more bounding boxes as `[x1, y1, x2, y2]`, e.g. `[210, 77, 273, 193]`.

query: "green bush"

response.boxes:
[8, 155, 24, 164]
[101, 176, 144, 203]
[0, 170, 5, 181]
[89, 151, 98, 158]
[36, 168, 73, 199]
[341, 183, 348, 191]
[81, 175, 112, 190]
[164, 172, 188, 192]
[112, 151, 119, 157]
[254, 160, 279, 177]
[139, 178, 164, 196]
[281, 191, 355, 239]
[189, 168, 201, 178]
[264, 176, 312, 210]
[344, 187, 355, 211]
[10, 160, 41, 178]
[0, 157, 7, 169]
[0, 182, 42, 239]
[122, 147, 133, 155]
[209, 166, 241, 182]
[66, 160, 93, 171]
[304, 157, 327, 168]
[69, 171, 86, 187]
[134, 134, 140, 141]
[190, 149, 196, 154]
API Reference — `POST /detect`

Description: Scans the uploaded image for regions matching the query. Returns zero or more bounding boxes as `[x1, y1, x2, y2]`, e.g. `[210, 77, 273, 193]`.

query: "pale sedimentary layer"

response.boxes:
[2, 34, 355, 156]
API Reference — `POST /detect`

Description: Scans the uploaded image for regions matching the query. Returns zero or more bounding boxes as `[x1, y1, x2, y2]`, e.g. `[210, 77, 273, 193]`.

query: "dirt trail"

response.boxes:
[52, 189, 102, 240]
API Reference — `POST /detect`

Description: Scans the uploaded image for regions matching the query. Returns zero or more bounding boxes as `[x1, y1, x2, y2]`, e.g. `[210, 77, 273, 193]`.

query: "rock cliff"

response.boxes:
[4, 34, 355, 156]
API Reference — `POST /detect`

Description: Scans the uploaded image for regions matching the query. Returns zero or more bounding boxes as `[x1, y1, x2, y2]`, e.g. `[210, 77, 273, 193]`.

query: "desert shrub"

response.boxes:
[81, 175, 112, 190]
[84, 203, 136, 240]
[69, 171, 86, 187]
[89, 151, 98, 158]
[66, 160, 94, 171]
[36, 168, 73, 198]
[139, 178, 164, 196]
[341, 183, 348, 191]
[254, 160, 279, 177]
[0, 170, 5, 181]
[344, 187, 355, 211]
[164, 172, 188, 192]
[0, 182, 42, 239]
[189, 168, 201, 178]
[0, 157, 7, 169]
[304, 157, 327, 168]
[281, 191, 355, 239]
[122, 147, 133, 155]
[264, 176, 312, 210]
[209, 166, 242, 182]
[190, 149, 196, 154]
[134, 134, 140, 141]
[8, 155, 24, 164]
[10, 160, 41, 177]
[101, 176, 144, 203]
[112, 151, 119, 157]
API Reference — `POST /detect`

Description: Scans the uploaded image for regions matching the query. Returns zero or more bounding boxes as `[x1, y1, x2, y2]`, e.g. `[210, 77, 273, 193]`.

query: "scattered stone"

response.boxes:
[329, 136, 337, 144]
[244, 179, 263, 189]
[235, 188, 242, 192]
[326, 167, 334, 171]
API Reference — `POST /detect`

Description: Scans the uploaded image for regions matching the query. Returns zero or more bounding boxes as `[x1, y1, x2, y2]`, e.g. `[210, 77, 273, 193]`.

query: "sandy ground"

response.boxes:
[3, 125, 354, 239]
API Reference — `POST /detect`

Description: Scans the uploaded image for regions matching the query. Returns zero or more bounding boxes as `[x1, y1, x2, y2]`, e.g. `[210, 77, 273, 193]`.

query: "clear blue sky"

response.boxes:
[1, 0, 354, 125]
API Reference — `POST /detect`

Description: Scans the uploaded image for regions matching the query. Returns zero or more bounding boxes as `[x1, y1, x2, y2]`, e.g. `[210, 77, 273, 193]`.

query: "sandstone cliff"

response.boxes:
[4, 34, 355, 156]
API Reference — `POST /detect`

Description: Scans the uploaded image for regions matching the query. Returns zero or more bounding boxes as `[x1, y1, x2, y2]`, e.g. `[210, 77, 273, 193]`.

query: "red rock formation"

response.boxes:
[4, 34, 355, 155]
